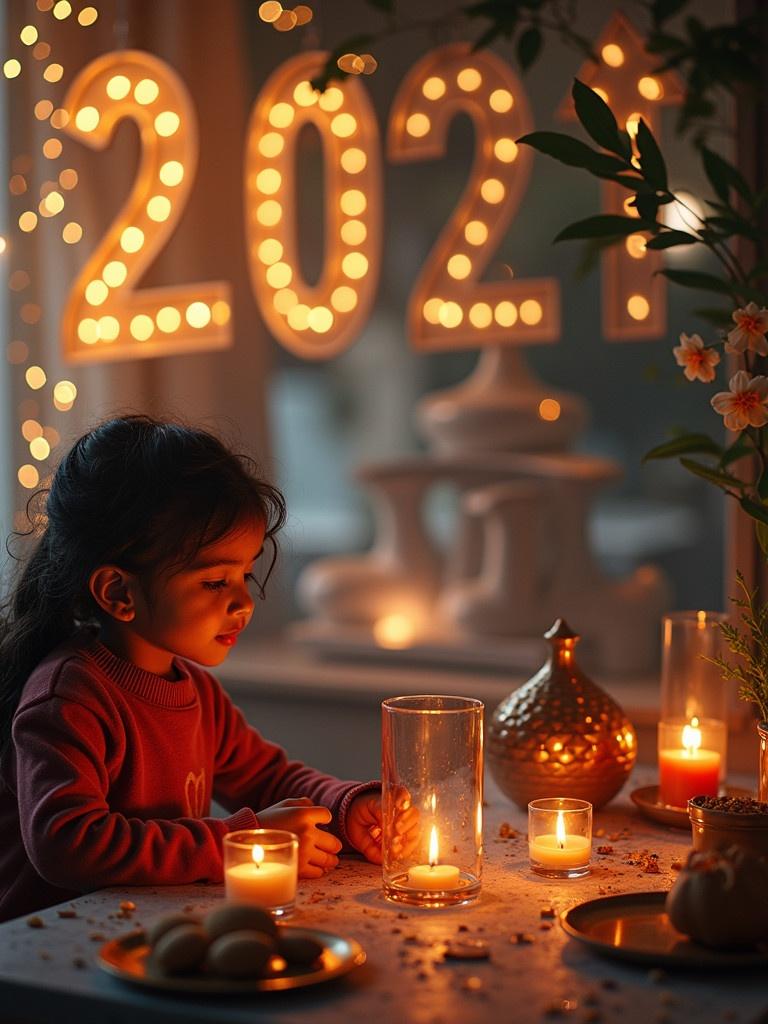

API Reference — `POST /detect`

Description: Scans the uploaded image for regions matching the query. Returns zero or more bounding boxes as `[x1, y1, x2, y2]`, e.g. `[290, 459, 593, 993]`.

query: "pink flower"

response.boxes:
[725, 302, 768, 355]
[673, 332, 720, 382]
[711, 371, 768, 431]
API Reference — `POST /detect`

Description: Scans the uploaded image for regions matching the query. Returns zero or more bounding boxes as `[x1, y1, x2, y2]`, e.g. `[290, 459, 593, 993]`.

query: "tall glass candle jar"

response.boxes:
[382, 695, 483, 908]
[223, 829, 298, 917]
[658, 612, 729, 807]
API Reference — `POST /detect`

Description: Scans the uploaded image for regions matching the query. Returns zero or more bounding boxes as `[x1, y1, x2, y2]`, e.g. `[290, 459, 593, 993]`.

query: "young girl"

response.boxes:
[0, 415, 405, 922]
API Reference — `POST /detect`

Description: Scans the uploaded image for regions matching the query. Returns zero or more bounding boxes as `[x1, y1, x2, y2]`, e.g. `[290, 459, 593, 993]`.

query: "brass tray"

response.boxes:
[630, 785, 754, 830]
[561, 892, 768, 969]
[98, 925, 366, 993]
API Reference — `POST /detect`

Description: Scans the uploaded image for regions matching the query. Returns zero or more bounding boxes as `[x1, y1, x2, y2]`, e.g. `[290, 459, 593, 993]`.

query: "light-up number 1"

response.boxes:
[61, 50, 232, 362]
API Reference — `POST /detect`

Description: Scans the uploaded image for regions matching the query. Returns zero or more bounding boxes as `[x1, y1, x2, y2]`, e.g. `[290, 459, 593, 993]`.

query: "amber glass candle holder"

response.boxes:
[382, 695, 484, 908]
[528, 798, 592, 879]
[223, 829, 298, 918]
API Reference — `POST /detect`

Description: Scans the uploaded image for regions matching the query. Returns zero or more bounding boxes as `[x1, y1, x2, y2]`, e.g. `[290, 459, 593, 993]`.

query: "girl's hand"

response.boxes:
[256, 798, 342, 878]
[346, 788, 419, 864]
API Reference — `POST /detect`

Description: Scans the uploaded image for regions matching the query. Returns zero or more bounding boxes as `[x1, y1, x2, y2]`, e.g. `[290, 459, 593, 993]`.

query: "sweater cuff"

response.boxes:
[336, 780, 382, 851]
[223, 807, 260, 832]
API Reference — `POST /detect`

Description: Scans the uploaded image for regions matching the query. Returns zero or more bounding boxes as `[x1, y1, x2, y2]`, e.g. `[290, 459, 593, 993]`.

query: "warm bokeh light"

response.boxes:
[106, 74, 131, 100]
[373, 613, 416, 649]
[480, 178, 505, 204]
[268, 102, 294, 128]
[422, 297, 443, 325]
[256, 200, 282, 226]
[627, 294, 650, 320]
[147, 195, 172, 221]
[19, 211, 38, 232]
[330, 113, 356, 138]
[43, 63, 64, 83]
[53, 380, 77, 405]
[34, 99, 53, 119]
[447, 254, 471, 279]
[340, 219, 366, 246]
[20, 25, 39, 45]
[120, 226, 145, 253]
[638, 76, 663, 100]
[25, 366, 47, 390]
[494, 301, 518, 327]
[135, 78, 160, 105]
[265, 261, 292, 288]
[331, 286, 357, 312]
[103, 260, 128, 287]
[469, 302, 492, 328]
[489, 88, 513, 113]
[494, 138, 518, 163]
[341, 252, 368, 279]
[62, 221, 83, 243]
[152, 164, 182, 194]
[520, 299, 543, 325]
[258, 132, 284, 158]
[42, 137, 63, 159]
[75, 106, 100, 132]
[457, 68, 482, 91]
[186, 302, 211, 328]
[406, 113, 430, 137]
[538, 398, 561, 421]
[341, 147, 366, 173]
[464, 220, 488, 246]
[130, 314, 154, 340]
[4, 60, 22, 79]
[29, 436, 51, 461]
[318, 87, 343, 112]
[97, 315, 120, 341]
[601, 43, 624, 67]
[422, 76, 446, 100]
[156, 306, 182, 332]
[625, 233, 647, 259]
[258, 0, 282, 22]
[18, 465, 40, 490]
[21, 419, 43, 442]
[154, 111, 180, 136]
[438, 301, 462, 328]
[340, 189, 366, 216]
[257, 238, 283, 264]
[85, 280, 108, 306]
[78, 6, 98, 25]
[52, 0, 72, 18]
[307, 306, 334, 333]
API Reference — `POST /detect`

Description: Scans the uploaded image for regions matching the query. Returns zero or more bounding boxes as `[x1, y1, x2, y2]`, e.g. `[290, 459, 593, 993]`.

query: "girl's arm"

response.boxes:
[210, 680, 379, 846]
[12, 697, 257, 891]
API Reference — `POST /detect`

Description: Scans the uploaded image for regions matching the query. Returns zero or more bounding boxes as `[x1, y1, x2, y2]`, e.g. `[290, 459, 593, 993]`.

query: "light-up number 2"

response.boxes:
[61, 50, 231, 362]
[388, 43, 559, 350]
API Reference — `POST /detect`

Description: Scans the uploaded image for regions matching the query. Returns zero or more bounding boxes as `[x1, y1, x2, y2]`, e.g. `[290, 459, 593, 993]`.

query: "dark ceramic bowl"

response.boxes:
[688, 797, 768, 858]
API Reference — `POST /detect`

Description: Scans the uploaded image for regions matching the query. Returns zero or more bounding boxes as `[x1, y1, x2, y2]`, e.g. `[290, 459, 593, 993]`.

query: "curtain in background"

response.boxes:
[4, 0, 283, 632]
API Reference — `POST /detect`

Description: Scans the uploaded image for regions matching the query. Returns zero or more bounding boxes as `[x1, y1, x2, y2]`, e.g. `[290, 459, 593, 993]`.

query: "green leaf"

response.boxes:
[643, 433, 723, 463]
[700, 145, 752, 204]
[636, 118, 668, 189]
[517, 26, 542, 70]
[721, 433, 754, 468]
[704, 214, 760, 242]
[554, 214, 653, 243]
[694, 307, 734, 328]
[740, 495, 768, 526]
[516, 132, 629, 180]
[644, 229, 698, 249]
[681, 458, 745, 490]
[571, 79, 629, 160]
[660, 269, 736, 296]
[634, 192, 662, 222]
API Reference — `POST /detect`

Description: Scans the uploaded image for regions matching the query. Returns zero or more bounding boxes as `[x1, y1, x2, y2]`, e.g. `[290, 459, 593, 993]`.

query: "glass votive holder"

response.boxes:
[657, 718, 726, 808]
[528, 798, 592, 879]
[382, 695, 484, 908]
[223, 829, 298, 918]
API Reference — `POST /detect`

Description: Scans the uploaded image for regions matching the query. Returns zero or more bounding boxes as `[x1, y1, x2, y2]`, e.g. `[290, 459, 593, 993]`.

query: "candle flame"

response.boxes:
[681, 717, 701, 756]
[555, 810, 566, 849]
[251, 843, 265, 866]
[428, 825, 439, 867]
[697, 609, 707, 629]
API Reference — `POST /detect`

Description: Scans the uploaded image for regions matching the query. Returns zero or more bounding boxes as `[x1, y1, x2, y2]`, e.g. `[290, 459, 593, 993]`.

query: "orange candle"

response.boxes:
[658, 719, 720, 808]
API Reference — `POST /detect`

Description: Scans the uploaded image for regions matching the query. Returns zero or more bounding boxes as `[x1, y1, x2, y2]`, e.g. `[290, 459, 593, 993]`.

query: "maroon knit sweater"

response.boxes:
[0, 635, 376, 921]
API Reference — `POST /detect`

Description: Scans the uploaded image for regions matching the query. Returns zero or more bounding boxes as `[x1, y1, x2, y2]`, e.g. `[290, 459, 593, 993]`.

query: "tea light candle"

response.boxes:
[407, 826, 461, 890]
[225, 844, 296, 905]
[222, 829, 298, 916]
[659, 718, 720, 808]
[529, 799, 592, 878]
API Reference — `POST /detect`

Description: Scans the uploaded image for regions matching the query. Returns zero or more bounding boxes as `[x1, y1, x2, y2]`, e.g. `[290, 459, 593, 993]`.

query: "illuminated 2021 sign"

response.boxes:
[61, 31, 672, 364]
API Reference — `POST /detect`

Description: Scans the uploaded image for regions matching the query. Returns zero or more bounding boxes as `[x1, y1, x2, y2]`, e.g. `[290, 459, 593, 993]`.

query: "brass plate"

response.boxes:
[630, 785, 754, 830]
[98, 925, 366, 994]
[561, 892, 768, 969]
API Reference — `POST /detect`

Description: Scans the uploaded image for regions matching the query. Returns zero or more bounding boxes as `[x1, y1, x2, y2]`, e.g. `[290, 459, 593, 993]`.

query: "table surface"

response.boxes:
[1, 774, 766, 1024]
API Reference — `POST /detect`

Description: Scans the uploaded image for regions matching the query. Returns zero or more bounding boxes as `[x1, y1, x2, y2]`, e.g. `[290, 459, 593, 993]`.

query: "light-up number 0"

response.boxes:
[61, 50, 231, 362]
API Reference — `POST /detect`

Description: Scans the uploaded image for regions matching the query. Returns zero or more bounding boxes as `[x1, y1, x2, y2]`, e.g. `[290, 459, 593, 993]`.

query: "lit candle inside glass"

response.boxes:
[224, 841, 297, 907]
[658, 717, 720, 808]
[407, 825, 461, 890]
[529, 810, 591, 869]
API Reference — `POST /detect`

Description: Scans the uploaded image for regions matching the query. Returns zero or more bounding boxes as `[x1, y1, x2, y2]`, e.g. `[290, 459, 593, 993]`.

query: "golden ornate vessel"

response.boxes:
[488, 619, 636, 809]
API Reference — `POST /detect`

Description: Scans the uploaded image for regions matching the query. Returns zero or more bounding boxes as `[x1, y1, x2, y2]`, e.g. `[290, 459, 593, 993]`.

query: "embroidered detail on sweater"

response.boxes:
[184, 770, 205, 817]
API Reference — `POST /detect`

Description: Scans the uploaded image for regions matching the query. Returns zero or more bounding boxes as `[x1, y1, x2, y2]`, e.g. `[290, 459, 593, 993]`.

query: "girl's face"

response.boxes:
[111, 519, 267, 677]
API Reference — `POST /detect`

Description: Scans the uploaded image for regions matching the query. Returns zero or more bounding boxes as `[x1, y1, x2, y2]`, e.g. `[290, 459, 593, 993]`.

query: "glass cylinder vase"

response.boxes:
[382, 695, 483, 908]
[658, 611, 729, 803]
[222, 829, 298, 917]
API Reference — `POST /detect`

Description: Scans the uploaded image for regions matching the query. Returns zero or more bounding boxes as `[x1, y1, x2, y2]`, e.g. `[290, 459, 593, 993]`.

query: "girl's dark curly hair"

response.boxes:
[0, 415, 286, 758]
